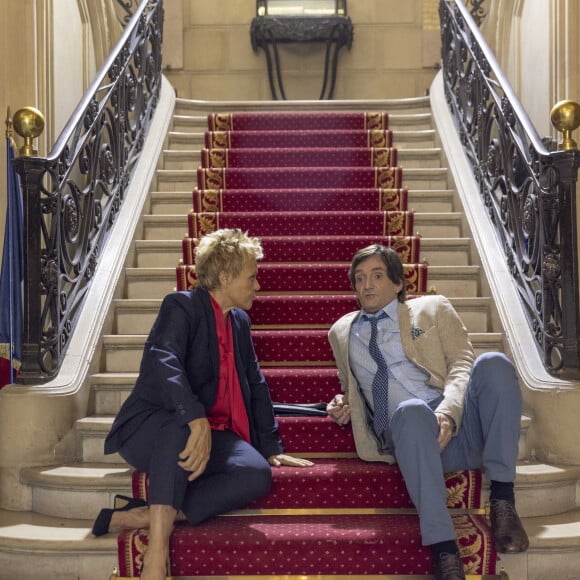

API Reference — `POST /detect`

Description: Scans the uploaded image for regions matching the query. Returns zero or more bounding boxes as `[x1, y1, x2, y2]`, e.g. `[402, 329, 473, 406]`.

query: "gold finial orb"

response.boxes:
[13, 106, 45, 156]
[550, 99, 580, 151]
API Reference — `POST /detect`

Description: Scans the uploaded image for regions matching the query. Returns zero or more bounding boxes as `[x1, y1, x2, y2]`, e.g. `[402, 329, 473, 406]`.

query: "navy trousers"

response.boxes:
[388, 352, 522, 545]
[116, 414, 273, 525]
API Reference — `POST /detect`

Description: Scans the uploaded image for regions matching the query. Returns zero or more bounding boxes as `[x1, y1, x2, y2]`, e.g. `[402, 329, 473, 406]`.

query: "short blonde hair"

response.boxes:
[194, 229, 263, 290]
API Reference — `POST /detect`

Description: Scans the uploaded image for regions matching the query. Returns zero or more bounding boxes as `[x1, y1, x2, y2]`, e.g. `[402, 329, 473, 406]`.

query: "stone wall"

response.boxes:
[163, 0, 441, 101]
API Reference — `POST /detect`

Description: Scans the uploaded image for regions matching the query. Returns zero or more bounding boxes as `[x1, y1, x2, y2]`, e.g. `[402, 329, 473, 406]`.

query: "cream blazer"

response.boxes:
[328, 295, 475, 463]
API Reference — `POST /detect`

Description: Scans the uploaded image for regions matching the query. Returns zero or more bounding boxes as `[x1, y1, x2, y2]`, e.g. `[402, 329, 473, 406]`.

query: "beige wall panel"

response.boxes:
[422, 29, 441, 68]
[188, 0, 254, 26]
[1, 0, 41, 257]
[347, 0, 377, 22]
[383, 28, 423, 70]
[519, 2, 552, 136]
[164, 71, 194, 99]
[229, 28, 263, 71]
[340, 72, 417, 100]
[183, 28, 227, 72]
[275, 73, 334, 100]
[274, 44, 335, 73]
[189, 74, 260, 101]
[53, 0, 86, 138]
[341, 26, 379, 71]
[369, 0, 419, 24]
[163, 0, 184, 70]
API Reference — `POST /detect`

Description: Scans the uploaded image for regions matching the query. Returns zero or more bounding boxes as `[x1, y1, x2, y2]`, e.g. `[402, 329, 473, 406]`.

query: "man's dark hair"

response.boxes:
[348, 244, 407, 302]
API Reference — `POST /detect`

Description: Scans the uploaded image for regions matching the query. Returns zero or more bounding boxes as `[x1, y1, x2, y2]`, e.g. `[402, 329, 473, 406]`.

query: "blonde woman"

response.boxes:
[95, 229, 313, 579]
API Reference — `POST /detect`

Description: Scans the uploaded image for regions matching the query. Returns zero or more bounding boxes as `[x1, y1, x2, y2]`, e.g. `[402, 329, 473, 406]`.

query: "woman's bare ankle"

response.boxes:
[141, 546, 168, 579]
[110, 506, 150, 531]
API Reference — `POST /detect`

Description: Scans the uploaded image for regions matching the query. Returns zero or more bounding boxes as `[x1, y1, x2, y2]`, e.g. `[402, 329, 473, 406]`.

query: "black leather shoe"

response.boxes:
[91, 494, 147, 537]
[489, 499, 529, 553]
[433, 552, 466, 580]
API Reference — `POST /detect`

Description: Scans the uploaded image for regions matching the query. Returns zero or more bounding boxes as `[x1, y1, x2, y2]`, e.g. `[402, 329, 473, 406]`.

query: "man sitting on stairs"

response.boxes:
[326, 244, 529, 580]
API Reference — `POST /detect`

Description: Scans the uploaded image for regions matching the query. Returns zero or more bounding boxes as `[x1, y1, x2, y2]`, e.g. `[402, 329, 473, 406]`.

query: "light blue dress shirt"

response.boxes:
[349, 299, 442, 423]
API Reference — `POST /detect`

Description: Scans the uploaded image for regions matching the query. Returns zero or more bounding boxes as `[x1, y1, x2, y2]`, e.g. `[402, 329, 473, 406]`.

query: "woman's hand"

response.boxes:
[327, 393, 351, 426]
[178, 418, 211, 481]
[268, 454, 314, 468]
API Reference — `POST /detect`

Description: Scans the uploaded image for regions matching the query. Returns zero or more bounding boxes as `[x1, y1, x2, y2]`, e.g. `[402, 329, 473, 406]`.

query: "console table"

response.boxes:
[250, 14, 353, 100]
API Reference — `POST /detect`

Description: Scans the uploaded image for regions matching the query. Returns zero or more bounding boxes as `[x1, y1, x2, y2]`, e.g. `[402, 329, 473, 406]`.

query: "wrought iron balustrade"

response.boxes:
[439, 0, 580, 376]
[13, 0, 164, 382]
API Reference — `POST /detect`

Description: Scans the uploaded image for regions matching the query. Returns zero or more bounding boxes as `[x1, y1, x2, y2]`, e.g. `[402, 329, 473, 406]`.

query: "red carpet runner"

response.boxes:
[118, 111, 498, 577]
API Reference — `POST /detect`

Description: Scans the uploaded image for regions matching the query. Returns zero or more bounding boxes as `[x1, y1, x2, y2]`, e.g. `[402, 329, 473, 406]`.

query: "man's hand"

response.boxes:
[327, 393, 351, 426]
[178, 417, 211, 481]
[268, 454, 315, 468]
[435, 412, 455, 452]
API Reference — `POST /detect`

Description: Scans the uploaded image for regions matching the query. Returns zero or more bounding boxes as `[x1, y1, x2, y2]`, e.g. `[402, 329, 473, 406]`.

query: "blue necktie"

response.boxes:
[364, 312, 390, 435]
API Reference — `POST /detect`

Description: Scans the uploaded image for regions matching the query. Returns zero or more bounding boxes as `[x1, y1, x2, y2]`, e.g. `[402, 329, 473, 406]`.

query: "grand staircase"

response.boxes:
[1, 95, 580, 580]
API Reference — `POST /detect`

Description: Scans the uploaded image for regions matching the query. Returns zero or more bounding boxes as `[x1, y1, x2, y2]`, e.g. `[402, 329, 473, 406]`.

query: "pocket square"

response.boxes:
[411, 326, 424, 339]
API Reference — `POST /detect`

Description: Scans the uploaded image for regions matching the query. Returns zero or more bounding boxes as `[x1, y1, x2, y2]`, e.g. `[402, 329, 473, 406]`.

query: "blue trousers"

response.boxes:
[388, 352, 522, 545]
[116, 413, 272, 525]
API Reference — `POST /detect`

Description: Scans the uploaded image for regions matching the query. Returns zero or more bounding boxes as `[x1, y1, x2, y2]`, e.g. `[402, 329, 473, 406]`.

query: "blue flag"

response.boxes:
[0, 136, 24, 388]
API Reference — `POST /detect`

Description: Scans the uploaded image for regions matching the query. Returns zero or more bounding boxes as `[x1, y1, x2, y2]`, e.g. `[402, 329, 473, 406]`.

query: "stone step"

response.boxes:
[154, 166, 448, 192]
[171, 111, 435, 133]
[89, 372, 531, 465]
[123, 263, 480, 299]
[101, 329, 498, 373]
[113, 295, 491, 336]
[21, 457, 574, 522]
[172, 96, 432, 116]
[134, 237, 472, 268]
[160, 147, 443, 170]
[141, 212, 465, 241]
[0, 509, 117, 580]
[2, 503, 579, 580]
[149, 188, 458, 215]
[166, 128, 438, 150]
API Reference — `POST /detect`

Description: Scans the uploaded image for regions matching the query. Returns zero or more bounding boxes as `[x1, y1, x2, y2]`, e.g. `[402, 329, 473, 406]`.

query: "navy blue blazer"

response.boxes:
[104, 288, 283, 459]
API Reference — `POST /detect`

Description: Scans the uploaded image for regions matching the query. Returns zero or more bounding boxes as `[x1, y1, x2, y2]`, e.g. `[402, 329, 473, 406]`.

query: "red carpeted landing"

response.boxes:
[118, 109, 498, 578]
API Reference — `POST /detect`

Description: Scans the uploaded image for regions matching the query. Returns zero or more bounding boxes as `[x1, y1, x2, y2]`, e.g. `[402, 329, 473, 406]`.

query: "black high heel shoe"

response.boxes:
[92, 494, 148, 537]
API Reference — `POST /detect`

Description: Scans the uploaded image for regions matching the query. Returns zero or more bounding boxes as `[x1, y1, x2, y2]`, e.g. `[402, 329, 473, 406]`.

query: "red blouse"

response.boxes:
[207, 295, 251, 443]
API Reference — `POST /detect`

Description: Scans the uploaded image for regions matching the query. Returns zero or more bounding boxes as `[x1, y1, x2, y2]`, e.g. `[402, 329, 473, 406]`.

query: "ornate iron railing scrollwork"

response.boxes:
[115, 0, 142, 27]
[464, 0, 487, 26]
[13, 0, 164, 382]
[440, 0, 580, 376]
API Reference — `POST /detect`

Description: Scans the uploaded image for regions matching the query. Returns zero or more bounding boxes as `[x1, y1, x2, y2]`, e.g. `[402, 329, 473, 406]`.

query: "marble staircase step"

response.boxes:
[166, 128, 438, 150]
[141, 212, 465, 241]
[154, 166, 448, 192]
[160, 147, 443, 170]
[149, 188, 458, 215]
[172, 96, 432, 116]
[171, 112, 434, 133]
[100, 330, 500, 373]
[113, 295, 490, 336]
[2, 504, 579, 580]
[0, 509, 117, 580]
[21, 458, 575, 522]
[133, 237, 471, 268]
[122, 264, 481, 299]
